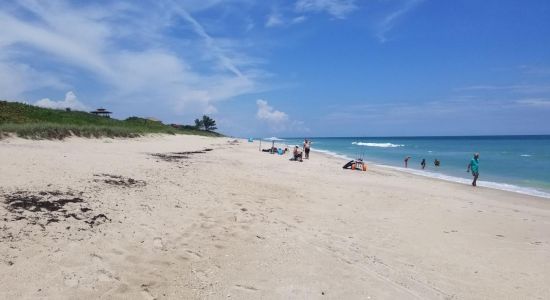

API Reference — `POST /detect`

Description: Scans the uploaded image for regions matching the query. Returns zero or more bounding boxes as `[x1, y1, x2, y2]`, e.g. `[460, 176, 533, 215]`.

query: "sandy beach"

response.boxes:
[1, 135, 549, 299]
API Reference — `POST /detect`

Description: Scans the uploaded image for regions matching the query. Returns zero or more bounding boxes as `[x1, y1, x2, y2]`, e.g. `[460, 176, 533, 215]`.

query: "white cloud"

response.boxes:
[295, 0, 357, 19]
[169, 3, 245, 78]
[256, 99, 288, 122]
[0, 1, 265, 117]
[266, 12, 284, 27]
[0, 60, 67, 100]
[375, 0, 424, 43]
[35, 91, 89, 111]
[256, 99, 290, 131]
[292, 15, 307, 24]
[265, 11, 307, 28]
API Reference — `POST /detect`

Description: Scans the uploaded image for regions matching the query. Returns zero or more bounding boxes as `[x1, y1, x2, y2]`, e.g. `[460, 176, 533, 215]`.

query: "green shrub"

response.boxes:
[0, 101, 223, 140]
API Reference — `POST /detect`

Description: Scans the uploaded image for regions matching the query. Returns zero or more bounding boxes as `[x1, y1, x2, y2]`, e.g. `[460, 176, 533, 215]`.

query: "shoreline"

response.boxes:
[311, 148, 550, 200]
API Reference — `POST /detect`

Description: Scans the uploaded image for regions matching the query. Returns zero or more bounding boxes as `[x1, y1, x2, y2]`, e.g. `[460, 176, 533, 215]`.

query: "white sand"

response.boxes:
[1, 135, 549, 299]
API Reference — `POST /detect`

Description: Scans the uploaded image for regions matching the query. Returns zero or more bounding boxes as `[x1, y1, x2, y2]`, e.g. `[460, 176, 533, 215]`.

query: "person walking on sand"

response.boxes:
[421, 158, 426, 169]
[467, 153, 480, 186]
[303, 139, 311, 159]
[404, 156, 411, 168]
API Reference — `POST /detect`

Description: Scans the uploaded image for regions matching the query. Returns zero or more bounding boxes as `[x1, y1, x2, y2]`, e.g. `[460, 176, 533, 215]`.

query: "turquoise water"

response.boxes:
[270, 136, 550, 198]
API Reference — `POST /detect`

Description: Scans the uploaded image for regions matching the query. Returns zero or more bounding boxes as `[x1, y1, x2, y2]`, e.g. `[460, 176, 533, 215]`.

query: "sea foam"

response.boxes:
[380, 165, 550, 199]
[352, 142, 404, 148]
[314, 147, 550, 199]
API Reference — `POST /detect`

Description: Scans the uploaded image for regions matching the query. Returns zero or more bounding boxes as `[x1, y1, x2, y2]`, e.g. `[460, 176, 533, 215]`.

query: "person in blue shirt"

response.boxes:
[467, 153, 480, 186]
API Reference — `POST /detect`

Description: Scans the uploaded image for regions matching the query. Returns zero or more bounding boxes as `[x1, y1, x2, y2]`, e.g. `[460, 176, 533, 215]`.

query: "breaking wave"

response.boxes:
[352, 142, 404, 148]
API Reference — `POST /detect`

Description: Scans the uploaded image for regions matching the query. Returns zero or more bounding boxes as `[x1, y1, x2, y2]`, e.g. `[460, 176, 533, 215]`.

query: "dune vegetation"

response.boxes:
[0, 101, 222, 140]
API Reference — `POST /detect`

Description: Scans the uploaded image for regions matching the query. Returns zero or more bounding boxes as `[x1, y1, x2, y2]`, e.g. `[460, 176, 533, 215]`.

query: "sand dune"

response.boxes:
[1, 135, 549, 299]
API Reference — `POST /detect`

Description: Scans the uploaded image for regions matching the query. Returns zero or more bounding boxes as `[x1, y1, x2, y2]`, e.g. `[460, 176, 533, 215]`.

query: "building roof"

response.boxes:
[90, 108, 112, 114]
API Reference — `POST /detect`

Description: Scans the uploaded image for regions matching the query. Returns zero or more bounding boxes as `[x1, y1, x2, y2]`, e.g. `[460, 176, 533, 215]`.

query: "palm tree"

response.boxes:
[201, 115, 217, 131]
[194, 118, 203, 129]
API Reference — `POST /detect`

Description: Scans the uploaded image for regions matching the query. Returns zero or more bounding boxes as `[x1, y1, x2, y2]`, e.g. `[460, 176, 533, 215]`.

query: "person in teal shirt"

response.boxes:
[467, 153, 480, 186]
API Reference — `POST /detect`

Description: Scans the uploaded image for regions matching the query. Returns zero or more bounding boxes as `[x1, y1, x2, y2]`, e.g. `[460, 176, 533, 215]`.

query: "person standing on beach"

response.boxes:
[404, 156, 411, 168]
[467, 153, 480, 186]
[421, 158, 426, 169]
[303, 139, 311, 159]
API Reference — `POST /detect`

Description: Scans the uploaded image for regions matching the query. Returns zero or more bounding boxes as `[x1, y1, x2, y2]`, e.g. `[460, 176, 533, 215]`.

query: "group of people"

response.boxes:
[262, 146, 288, 155]
[404, 157, 440, 169]
[262, 139, 481, 187]
[289, 139, 312, 162]
[404, 153, 481, 187]
[262, 139, 312, 162]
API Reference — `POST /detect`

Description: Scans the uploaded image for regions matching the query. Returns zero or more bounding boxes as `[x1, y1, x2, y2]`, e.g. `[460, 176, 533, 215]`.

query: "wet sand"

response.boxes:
[1, 135, 549, 299]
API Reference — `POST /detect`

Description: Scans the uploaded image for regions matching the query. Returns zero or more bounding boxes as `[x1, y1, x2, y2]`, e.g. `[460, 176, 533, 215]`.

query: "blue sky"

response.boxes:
[1, 0, 549, 137]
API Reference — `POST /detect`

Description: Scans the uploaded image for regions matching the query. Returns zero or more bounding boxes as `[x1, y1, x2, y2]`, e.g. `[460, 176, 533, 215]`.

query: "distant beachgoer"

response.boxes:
[262, 146, 278, 153]
[467, 153, 480, 186]
[434, 159, 440, 167]
[342, 158, 365, 170]
[404, 156, 411, 168]
[303, 139, 311, 159]
[421, 158, 426, 169]
[290, 146, 303, 162]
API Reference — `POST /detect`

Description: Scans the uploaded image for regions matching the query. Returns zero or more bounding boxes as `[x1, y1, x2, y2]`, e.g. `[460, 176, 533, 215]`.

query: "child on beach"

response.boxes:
[467, 153, 480, 186]
[421, 158, 426, 169]
[404, 156, 411, 168]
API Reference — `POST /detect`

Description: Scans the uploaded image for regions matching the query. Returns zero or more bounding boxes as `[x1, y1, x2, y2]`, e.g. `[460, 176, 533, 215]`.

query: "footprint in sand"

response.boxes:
[63, 274, 79, 288]
[153, 237, 165, 250]
[185, 249, 202, 259]
[91, 253, 103, 264]
[97, 269, 117, 282]
[140, 288, 156, 300]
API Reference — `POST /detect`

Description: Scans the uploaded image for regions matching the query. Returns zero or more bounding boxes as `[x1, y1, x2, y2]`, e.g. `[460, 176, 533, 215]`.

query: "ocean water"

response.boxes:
[268, 136, 550, 198]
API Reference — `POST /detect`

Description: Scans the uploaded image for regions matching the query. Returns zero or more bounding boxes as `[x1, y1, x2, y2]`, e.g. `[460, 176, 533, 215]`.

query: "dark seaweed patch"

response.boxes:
[151, 153, 190, 162]
[86, 214, 110, 227]
[151, 148, 213, 162]
[93, 174, 146, 187]
[4, 192, 83, 213]
[1, 191, 109, 230]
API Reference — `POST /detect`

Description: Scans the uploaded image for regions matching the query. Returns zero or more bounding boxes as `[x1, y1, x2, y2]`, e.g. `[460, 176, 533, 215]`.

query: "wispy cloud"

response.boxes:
[292, 15, 308, 24]
[376, 0, 424, 43]
[515, 98, 550, 108]
[266, 11, 285, 28]
[295, 0, 357, 19]
[168, 2, 245, 78]
[519, 65, 550, 76]
[0, 59, 67, 99]
[265, 8, 307, 28]
[0, 0, 265, 119]
[456, 84, 550, 94]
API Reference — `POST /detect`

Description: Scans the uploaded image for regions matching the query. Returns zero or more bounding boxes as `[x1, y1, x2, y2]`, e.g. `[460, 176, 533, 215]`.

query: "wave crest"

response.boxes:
[352, 142, 404, 148]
